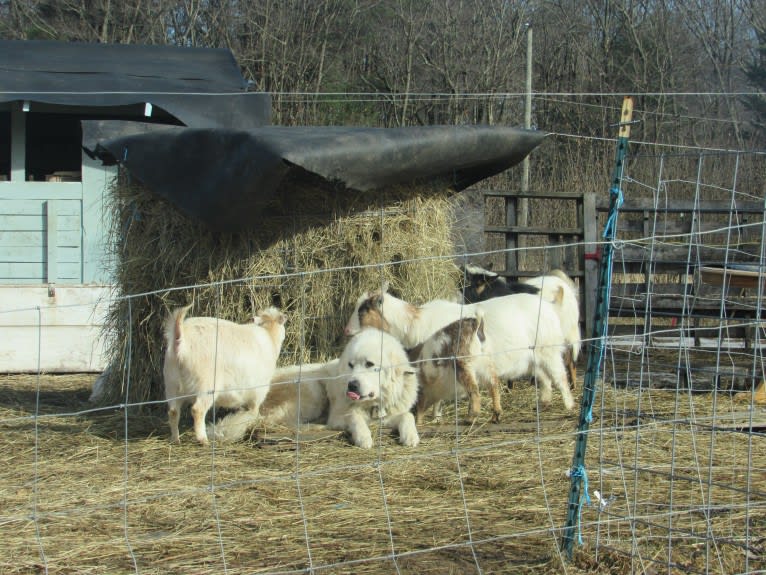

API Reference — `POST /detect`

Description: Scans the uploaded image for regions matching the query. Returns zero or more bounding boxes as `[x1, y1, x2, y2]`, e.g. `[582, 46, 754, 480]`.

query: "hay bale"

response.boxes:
[100, 170, 461, 405]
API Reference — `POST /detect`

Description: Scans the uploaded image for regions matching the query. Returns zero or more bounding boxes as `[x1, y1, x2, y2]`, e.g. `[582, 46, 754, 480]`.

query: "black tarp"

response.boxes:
[0, 39, 270, 128]
[2, 39, 546, 233]
[89, 124, 547, 231]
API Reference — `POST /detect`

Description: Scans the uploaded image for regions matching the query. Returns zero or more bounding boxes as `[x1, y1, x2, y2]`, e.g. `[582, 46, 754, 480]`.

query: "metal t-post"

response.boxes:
[561, 96, 634, 558]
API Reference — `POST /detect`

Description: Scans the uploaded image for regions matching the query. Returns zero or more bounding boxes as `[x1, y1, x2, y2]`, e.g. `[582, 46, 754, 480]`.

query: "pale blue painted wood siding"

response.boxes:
[0, 195, 82, 283]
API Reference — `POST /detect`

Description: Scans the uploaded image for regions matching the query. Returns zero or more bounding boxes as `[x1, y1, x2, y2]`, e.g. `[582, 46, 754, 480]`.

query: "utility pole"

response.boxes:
[515, 23, 533, 271]
[522, 22, 533, 196]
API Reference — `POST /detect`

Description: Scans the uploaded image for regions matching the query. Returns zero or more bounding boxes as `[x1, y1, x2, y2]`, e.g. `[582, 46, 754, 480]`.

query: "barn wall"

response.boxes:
[0, 285, 111, 372]
[0, 112, 117, 371]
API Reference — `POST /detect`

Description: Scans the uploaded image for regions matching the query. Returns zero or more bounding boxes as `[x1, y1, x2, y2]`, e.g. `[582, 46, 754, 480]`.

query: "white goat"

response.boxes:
[523, 270, 581, 388]
[163, 304, 287, 445]
[345, 286, 574, 411]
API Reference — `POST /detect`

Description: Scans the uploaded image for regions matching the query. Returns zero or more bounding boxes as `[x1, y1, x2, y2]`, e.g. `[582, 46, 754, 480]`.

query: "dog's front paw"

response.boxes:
[399, 429, 420, 447]
[399, 418, 420, 447]
[354, 433, 374, 449]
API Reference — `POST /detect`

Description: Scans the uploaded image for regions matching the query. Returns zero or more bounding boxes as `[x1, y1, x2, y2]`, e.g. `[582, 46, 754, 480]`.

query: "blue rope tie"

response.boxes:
[602, 186, 624, 239]
[570, 465, 591, 545]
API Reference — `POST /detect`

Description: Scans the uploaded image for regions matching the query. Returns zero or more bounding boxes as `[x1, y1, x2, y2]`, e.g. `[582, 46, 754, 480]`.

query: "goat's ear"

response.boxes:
[381, 280, 390, 293]
[485, 262, 494, 271]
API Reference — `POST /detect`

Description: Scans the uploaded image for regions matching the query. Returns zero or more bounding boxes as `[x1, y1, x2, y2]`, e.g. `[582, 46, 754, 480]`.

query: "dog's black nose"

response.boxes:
[347, 380, 360, 394]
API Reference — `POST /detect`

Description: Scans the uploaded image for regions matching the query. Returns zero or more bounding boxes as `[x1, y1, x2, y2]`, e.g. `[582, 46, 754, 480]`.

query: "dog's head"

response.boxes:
[338, 328, 415, 407]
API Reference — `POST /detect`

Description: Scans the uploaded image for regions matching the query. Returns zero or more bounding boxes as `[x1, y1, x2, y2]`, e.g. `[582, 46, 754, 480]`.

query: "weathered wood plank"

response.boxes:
[0, 285, 111, 325]
[0, 261, 80, 280]
[612, 244, 741, 262]
[483, 190, 585, 200]
[484, 225, 584, 235]
[0, 286, 111, 372]
[0, 214, 81, 231]
[0, 199, 81, 215]
[596, 197, 766, 213]
[0, 325, 107, 372]
[0, 182, 82, 199]
[0, 246, 81, 262]
[614, 218, 746, 235]
[0, 230, 81, 247]
[609, 297, 762, 313]
[46, 200, 58, 284]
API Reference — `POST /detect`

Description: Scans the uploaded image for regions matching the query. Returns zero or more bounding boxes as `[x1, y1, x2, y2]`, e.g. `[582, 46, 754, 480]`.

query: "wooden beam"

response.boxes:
[45, 200, 57, 284]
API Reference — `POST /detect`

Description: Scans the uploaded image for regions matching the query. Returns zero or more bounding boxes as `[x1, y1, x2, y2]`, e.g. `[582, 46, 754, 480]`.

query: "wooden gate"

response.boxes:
[483, 190, 765, 347]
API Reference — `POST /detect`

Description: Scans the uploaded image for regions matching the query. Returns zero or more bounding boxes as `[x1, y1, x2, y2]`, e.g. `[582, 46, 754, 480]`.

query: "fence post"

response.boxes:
[582, 193, 597, 340]
[562, 96, 634, 558]
[505, 194, 518, 274]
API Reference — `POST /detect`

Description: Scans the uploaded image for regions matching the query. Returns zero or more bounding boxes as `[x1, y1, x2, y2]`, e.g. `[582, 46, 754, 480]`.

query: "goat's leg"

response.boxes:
[564, 347, 577, 391]
[535, 367, 554, 408]
[415, 372, 436, 425]
[456, 363, 482, 422]
[540, 351, 575, 410]
[487, 371, 503, 423]
[415, 393, 428, 425]
[167, 398, 182, 444]
[191, 393, 214, 445]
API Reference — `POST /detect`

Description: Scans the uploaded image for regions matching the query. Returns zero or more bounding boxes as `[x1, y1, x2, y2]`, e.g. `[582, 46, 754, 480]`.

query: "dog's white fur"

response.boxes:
[345, 286, 574, 410]
[326, 328, 420, 448]
[163, 304, 286, 445]
[207, 360, 334, 442]
[211, 329, 420, 448]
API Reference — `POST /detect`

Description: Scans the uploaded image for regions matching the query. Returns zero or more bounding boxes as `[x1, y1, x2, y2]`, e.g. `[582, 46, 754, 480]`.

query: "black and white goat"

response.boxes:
[460, 264, 581, 390]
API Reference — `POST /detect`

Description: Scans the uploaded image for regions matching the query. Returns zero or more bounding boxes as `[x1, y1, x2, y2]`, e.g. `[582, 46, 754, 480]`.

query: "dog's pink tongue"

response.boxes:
[347, 391, 361, 400]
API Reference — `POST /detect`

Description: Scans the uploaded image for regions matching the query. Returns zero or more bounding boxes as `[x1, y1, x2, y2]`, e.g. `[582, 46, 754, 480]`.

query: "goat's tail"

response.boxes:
[165, 304, 193, 358]
[549, 284, 566, 308]
[474, 308, 486, 343]
[549, 269, 577, 294]
[207, 408, 261, 443]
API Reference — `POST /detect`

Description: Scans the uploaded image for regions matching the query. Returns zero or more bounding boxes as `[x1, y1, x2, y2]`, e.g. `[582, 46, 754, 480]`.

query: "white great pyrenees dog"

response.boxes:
[211, 328, 420, 449]
[325, 327, 420, 448]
